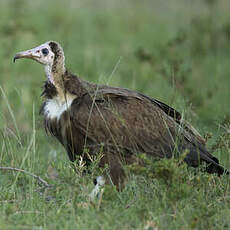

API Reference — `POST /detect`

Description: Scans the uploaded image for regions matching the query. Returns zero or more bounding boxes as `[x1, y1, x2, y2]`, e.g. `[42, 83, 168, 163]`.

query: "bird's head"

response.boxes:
[14, 41, 65, 84]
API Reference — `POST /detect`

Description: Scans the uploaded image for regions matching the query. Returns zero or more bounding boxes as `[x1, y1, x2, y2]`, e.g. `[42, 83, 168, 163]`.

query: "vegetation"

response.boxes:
[0, 0, 229, 229]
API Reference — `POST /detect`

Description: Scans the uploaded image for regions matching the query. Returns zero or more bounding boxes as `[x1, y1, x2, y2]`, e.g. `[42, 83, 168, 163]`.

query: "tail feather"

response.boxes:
[182, 144, 229, 176]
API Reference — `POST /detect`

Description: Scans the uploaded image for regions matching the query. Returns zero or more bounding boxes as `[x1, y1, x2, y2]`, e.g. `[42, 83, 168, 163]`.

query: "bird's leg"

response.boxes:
[89, 176, 105, 201]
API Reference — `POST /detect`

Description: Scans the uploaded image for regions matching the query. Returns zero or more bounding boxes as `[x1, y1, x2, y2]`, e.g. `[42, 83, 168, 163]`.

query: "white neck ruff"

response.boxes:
[44, 95, 75, 120]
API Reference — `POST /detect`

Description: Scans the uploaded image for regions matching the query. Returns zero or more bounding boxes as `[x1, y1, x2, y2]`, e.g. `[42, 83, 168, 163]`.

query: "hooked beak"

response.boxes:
[13, 47, 41, 63]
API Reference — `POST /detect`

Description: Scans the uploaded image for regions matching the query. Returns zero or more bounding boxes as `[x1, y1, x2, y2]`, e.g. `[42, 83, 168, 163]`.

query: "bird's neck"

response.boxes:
[44, 64, 54, 84]
[42, 67, 89, 103]
[44, 61, 66, 96]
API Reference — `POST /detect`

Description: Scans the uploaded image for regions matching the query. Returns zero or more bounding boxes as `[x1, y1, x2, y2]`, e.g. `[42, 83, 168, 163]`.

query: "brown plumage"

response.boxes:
[14, 41, 229, 186]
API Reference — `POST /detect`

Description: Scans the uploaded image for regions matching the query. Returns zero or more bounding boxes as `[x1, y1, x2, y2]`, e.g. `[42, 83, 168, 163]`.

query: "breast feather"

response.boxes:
[43, 96, 74, 120]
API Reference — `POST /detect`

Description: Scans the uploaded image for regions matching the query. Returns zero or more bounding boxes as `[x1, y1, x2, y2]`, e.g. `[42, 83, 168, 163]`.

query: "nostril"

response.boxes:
[36, 50, 40, 53]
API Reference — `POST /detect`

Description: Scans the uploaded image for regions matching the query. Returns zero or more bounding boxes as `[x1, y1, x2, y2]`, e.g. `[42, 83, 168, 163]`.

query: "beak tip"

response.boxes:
[13, 55, 19, 63]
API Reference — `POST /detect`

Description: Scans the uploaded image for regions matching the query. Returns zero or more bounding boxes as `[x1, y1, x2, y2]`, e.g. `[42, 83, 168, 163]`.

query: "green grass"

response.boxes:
[0, 0, 230, 229]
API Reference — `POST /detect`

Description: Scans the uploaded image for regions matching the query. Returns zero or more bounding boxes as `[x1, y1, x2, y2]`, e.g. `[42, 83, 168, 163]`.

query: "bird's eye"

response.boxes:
[41, 48, 49, 56]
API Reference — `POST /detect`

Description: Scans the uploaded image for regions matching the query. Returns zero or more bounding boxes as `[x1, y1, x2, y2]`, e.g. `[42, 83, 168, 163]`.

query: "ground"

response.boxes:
[0, 0, 230, 229]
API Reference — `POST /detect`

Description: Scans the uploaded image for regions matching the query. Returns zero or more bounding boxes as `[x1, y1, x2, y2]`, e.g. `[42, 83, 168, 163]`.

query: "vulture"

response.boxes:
[14, 41, 229, 189]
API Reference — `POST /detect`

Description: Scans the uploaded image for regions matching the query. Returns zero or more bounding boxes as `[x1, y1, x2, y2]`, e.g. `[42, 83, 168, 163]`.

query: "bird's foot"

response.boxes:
[89, 176, 105, 203]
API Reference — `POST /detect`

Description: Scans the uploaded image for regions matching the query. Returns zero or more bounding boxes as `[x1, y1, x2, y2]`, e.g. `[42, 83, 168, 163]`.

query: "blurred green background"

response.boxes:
[0, 0, 230, 229]
[1, 0, 230, 134]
